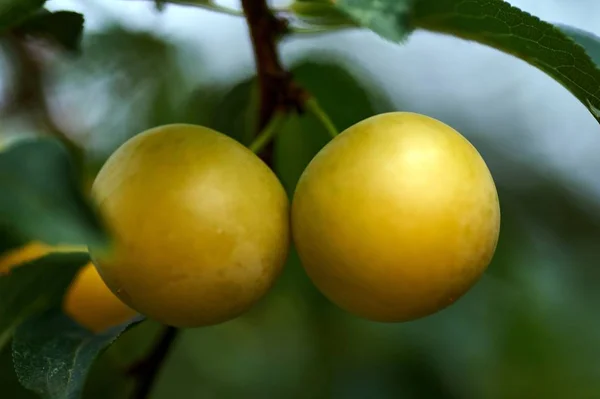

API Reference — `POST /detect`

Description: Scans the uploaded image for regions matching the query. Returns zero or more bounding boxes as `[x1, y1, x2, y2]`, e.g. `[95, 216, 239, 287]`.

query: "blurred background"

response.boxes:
[3, 0, 600, 398]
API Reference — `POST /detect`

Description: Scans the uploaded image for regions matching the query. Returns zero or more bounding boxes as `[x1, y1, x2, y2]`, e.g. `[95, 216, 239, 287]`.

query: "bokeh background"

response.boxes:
[2, 0, 600, 398]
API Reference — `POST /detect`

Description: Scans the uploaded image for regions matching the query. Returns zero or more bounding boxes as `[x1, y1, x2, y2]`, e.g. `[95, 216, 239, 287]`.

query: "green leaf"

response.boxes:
[12, 310, 144, 399]
[335, 0, 413, 41]
[0, 252, 89, 350]
[0, 138, 107, 248]
[0, 0, 45, 33]
[557, 25, 600, 68]
[16, 10, 85, 52]
[210, 80, 260, 146]
[327, 0, 600, 124]
[0, 224, 26, 255]
[179, 86, 223, 128]
[411, 0, 600, 123]
[557, 26, 600, 119]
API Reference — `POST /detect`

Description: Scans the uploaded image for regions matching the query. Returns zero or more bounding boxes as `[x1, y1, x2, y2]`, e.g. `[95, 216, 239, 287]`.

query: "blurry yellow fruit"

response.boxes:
[292, 112, 501, 322]
[64, 262, 138, 332]
[89, 124, 290, 328]
[0, 242, 136, 332]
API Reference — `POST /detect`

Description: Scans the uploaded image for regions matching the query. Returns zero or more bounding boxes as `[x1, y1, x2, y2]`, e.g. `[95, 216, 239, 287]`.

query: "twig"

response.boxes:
[241, 0, 289, 128]
[128, 326, 179, 399]
[304, 97, 339, 138]
[249, 111, 287, 154]
[241, 0, 308, 163]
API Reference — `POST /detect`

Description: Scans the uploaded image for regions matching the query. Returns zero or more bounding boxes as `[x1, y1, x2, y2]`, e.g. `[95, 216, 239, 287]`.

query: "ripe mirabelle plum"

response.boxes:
[291, 112, 501, 322]
[0, 242, 137, 332]
[89, 124, 290, 328]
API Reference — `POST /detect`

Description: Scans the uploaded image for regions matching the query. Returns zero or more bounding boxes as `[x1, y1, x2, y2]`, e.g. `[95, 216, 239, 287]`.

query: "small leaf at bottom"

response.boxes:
[0, 252, 89, 350]
[13, 310, 143, 399]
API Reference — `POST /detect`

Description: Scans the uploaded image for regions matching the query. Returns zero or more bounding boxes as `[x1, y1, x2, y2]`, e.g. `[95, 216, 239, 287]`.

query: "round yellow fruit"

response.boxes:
[291, 112, 500, 322]
[64, 263, 138, 332]
[89, 124, 290, 328]
[0, 242, 137, 332]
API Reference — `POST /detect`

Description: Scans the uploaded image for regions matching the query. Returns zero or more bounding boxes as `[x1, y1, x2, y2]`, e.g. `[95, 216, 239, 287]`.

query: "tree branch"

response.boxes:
[128, 326, 179, 399]
[241, 0, 308, 163]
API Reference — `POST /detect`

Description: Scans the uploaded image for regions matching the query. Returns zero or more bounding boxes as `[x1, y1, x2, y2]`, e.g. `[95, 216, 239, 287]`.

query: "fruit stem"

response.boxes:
[241, 0, 312, 165]
[128, 326, 179, 399]
[305, 97, 339, 138]
[248, 112, 287, 154]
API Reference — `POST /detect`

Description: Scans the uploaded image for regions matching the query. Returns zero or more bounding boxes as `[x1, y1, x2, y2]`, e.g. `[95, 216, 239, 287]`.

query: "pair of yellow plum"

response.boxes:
[2, 112, 501, 331]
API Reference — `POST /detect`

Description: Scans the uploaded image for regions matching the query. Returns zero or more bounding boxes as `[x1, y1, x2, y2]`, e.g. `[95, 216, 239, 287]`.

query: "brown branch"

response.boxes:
[241, 0, 308, 163]
[128, 326, 179, 399]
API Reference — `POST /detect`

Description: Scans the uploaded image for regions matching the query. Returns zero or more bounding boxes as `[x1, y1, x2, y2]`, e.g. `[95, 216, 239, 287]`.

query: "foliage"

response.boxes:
[0, 139, 106, 248]
[13, 312, 142, 399]
[0, 253, 89, 350]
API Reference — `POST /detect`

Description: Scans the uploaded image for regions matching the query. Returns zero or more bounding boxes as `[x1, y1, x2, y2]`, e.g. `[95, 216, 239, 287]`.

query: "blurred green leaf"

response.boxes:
[12, 310, 143, 399]
[179, 86, 224, 129]
[59, 25, 191, 158]
[80, 353, 131, 399]
[0, 0, 45, 33]
[412, 0, 600, 123]
[16, 10, 85, 52]
[334, 0, 413, 41]
[558, 25, 600, 67]
[273, 114, 324, 195]
[335, 348, 461, 399]
[210, 79, 259, 146]
[0, 252, 88, 350]
[0, 139, 107, 248]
